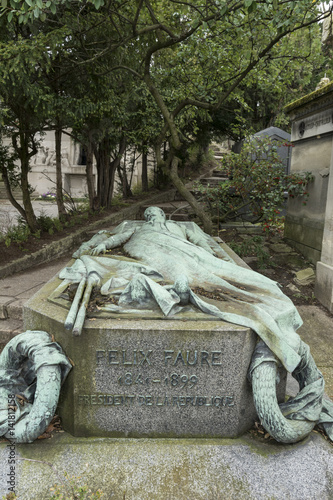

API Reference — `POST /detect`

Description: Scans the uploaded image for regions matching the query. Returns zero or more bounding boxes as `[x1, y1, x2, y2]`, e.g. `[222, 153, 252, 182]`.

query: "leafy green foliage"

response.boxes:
[230, 25, 326, 135]
[0, 17, 65, 230]
[0, 206, 102, 246]
[229, 235, 271, 269]
[2, 219, 30, 247]
[1, 0, 83, 24]
[0, 0, 331, 229]
[0, 136, 18, 185]
[194, 136, 314, 231]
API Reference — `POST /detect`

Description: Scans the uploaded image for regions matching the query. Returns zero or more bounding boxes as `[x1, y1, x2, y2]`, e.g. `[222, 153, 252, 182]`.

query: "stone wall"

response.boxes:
[285, 82, 333, 311]
[284, 84, 333, 263]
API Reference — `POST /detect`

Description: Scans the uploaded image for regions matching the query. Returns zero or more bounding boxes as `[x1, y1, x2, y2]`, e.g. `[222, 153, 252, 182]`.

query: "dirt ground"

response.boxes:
[0, 201, 138, 266]
[220, 226, 320, 308]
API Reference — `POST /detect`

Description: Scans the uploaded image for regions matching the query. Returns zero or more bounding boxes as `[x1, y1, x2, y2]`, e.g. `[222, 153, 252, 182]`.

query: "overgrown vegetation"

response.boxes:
[0, 0, 331, 233]
[194, 136, 313, 232]
[229, 235, 271, 269]
[1, 207, 100, 248]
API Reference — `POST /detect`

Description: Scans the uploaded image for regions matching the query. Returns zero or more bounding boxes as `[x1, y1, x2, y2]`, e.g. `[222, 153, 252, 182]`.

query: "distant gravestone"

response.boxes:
[232, 127, 291, 175]
[254, 127, 291, 175]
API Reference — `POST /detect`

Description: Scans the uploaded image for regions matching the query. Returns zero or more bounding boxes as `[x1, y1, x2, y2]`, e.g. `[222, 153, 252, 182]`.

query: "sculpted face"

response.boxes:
[144, 207, 166, 223]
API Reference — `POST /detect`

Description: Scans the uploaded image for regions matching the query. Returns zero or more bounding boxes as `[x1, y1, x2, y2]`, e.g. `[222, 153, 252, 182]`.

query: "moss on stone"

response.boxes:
[284, 82, 333, 114]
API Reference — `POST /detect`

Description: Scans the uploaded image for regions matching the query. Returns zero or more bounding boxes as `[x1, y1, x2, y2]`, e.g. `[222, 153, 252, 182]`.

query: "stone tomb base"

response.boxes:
[23, 274, 286, 438]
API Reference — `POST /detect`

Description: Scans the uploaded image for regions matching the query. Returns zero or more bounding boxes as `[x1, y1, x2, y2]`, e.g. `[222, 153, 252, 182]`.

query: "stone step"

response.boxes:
[141, 202, 190, 213]
[167, 213, 193, 221]
[0, 318, 23, 352]
[140, 201, 207, 222]
[7, 299, 24, 320]
[0, 296, 24, 320]
[220, 222, 263, 233]
[173, 191, 189, 202]
[212, 169, 228, 177]
[199, 177, 228, 186]
[139, 202, 197, 221]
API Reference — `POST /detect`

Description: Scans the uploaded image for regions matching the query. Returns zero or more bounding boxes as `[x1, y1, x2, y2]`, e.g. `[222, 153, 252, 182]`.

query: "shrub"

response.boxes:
[2, 221, 31, 247]
[229, 236, 271, 269]
[194, 136, 313, 232]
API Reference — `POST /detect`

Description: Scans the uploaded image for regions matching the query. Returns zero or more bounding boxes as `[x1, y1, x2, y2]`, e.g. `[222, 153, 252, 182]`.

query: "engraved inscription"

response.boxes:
[78, 394, 235, 408]
[297, 113, 333, 139]
[304, 116, 331, 130]
[97, 349, 152, 366]
[164, 350, 222, 366]
[96, 349, 222, 367]
[78, 394, 136, 406]
[117, 372, 198, 388]
[91, 346, 232, 414]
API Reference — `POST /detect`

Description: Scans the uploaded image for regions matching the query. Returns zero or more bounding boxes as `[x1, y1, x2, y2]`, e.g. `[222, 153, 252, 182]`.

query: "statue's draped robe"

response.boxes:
[122, 221, 302, 372]
[60, 217, 333, 440]
[67, 220, 302, 372]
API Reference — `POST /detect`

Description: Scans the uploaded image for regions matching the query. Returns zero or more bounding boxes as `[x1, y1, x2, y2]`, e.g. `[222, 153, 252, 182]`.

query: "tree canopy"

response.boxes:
[0, 0, 332, 231]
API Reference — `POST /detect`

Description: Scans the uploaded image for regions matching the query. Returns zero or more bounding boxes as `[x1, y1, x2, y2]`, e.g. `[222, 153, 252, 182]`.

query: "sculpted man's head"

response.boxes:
[144, 206, 166, 224]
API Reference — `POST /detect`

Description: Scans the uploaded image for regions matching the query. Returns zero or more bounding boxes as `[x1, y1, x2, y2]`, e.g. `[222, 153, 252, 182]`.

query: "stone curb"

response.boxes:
[0, 189, 176, 279]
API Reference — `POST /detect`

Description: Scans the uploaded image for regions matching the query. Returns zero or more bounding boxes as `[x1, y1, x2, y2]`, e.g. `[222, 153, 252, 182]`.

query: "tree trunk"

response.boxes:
[142, 148, 148, 192]
[102, 137, 111, 207]
[85, 138, 95, 210]
[13, 131, 38, 232]
[94, 136, 128, 209]
[55, 126, 66, 218]
[117, 148, 133, 198]
[94, 146, 102, 209]
[0, 166, 27, 221]
[95, 137, 110, 208]
[107, 160, 117, 208]
[107, 137, 127, 207]
[118, 148, 127, 198]
[20, 155, 38, 232]
[169, 155, 212, 234]
[155, 146, 169, 189]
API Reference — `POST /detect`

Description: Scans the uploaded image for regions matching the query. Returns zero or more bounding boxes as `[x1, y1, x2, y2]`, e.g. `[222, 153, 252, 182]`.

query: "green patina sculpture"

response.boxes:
[58, 206, 333, 443]
[3, 207, 331, 444]
[69, 207, 301, 371]
[0, 331, 72, 443]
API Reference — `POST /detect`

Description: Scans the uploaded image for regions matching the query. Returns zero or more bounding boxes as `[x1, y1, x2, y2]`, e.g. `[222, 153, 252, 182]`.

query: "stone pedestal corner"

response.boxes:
[315, 262, 333, 313]
[23, 273, 287, 439]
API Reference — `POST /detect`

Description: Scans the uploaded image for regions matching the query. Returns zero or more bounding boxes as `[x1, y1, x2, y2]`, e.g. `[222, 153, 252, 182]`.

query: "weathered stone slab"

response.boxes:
[285, 86, 333, 265]
[23, 274, 286, 439]
[1, 432, 332, 500]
